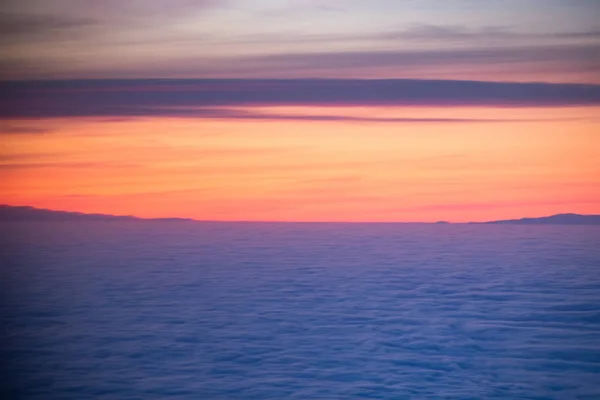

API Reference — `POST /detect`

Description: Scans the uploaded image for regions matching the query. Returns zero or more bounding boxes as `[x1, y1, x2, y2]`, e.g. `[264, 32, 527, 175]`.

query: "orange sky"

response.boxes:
[1, 1, 599, 222]
[2, 105, 599, 222]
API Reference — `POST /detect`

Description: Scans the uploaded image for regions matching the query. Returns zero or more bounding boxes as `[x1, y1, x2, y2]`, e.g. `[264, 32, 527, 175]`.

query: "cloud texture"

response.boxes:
[1, 78, 600, 120]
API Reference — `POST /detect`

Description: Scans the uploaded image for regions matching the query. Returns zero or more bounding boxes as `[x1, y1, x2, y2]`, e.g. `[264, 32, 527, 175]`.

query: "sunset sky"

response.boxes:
[1, 0, 599, 222]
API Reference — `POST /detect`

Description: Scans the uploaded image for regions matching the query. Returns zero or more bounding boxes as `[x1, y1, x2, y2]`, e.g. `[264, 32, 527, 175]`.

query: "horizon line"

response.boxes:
[2, 204, 598, 225]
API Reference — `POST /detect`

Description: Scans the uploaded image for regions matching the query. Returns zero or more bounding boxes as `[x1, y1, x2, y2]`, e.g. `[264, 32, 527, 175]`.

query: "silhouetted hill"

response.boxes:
[2, 206, 599, 225]
[0, 205, 193, 222]
[477, 213, 600, 225]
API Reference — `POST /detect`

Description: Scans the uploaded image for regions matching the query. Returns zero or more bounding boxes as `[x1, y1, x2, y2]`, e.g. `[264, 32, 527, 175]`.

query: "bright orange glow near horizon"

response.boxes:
[2, 105, 599, 222]
[2, 0, 599, 222]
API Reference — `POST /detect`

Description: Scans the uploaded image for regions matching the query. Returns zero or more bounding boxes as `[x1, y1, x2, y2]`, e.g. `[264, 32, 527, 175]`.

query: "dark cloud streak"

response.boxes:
[0, 12, 98, 37]
[249, 44, 599, 72]
[123, 107, 581, 124]
[62, 43, 596, 82]
[1, 78, 599, 120]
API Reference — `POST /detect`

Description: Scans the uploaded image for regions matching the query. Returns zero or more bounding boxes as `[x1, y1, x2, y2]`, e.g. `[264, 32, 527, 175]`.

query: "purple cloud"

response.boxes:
[1, 78, 599, 121]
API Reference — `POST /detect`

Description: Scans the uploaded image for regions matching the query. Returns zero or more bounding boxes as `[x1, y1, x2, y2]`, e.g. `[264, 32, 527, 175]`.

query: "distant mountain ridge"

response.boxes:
[0, 205, 192, 222]
[1, 205, 599, 224]
[477, 213, 600, 225]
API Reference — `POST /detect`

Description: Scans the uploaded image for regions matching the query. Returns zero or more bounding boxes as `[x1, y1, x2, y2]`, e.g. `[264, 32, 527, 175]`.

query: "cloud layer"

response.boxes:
[1, 79, 599, 120]
[1, 1, 598, 81]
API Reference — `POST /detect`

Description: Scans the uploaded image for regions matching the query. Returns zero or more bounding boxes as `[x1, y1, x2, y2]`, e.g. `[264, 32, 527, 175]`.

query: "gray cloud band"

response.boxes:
[1, 79, 599, 120]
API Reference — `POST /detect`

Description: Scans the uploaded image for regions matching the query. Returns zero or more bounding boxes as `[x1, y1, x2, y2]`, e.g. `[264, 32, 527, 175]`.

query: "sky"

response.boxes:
[1, 0, 599, 222]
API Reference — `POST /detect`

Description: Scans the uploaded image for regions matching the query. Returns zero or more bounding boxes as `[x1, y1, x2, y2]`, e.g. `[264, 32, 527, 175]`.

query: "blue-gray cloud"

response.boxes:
[381, 24, 600, 42]
[1, 78, 599, 120]
[34, 43, 592, 82]
[239, 44, 599, 75]
[0, 12, 98, 37]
